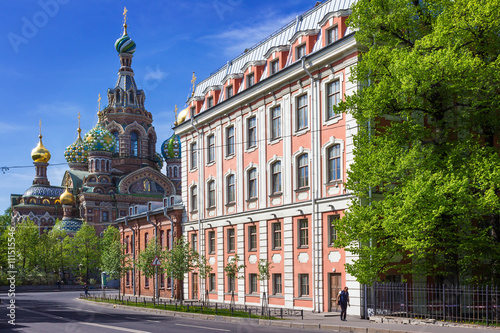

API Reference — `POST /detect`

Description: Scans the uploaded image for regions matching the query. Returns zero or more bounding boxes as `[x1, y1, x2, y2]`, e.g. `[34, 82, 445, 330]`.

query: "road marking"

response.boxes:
[175, 323, 230, 332]
[79, 322, 152, 333]
[125, 317, 160, 323]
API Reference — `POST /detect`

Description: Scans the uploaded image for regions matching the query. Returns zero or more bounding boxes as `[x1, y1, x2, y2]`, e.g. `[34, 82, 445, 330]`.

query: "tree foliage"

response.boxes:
[136, 235, 163, 279]
[67, 223, 101, 282]
[101, 226, 129, 281]
[335, 0, 500, 284]
[224, 254, 246, 279]
[163, 236, 198, 281]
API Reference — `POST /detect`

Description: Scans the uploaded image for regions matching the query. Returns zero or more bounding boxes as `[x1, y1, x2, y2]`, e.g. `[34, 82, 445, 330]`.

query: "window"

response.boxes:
[191, 233, 198, 251]
[271, 106, 281, 140]
[298, 154, 309, 188]
[166, 229, 172, 250]
[145, 232, 149, 245]
[174, 167, 178, 178]
[248, 168, 257, 199]
[273, 274, 282, 295]
[247, 116, 256, 149]
[190, 106, 196, 118]
[125, 235, 130, 253]
[191, 142, 197, 169]
[327, 26, 338, 45]
[227, 228, 235, 253]
[102, 211, 109, 222]
[270, 60, 279, 74]
[226, 126, 235, 156]
[126, 272, 130, 286]
[272, 222, 282, 249]
[299, 274, 309, 297]
[246, 73, 255, 88]
[296, 95, 308, 130]
[160, 274, 165, 288]
[207, 96, 213, 108]
[249, 274, 258, 293]
[327, 80, 340, 119]
[145, 276, 149, 288]
[227, 175, 235, 204]
[208, 230, 216, 254]
[207, 180, 216, 208]
[191, 186, 198, 211]
[209, 273, 216, 291]
[298, 219, 309, 247]
[228, 276, 235, 292]
[113, 132, 120, 154]
[329, 215, 339, 246]
[207, 135, 215, 163]
[226, 85, 233, 99]
[271, 161, 281, 194]
[248, 225, 257, 251]
[328, 145, 341, 182]
[296, 44, 306, 59]
[130, 132, 139, 156]
[160, 230, 164, 248]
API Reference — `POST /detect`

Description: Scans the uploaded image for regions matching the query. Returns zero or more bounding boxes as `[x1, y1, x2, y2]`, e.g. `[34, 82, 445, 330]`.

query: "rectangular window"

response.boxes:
[160, 274, 165, 288]
[298, 219, 309, 247]
[208, 181, 216, 207]
[191, 142, 197, 169]
[299, 274, 309, 297]
[209, 273, 216, 291]
[328, 145, 341, 182]
[272, 222, 282, 249]
[166, 229, 171, 250]
[327, 80, 340, 119]
[227, 228, 235, 253]
[191, 186, 198, 211]
[226, 126, 235, 156]
[271, 106, 281, 140]
[126, 272, 130, 286]
[102, 211, 109, 222]
[327, 26, 338, 45]
[228, 276, 235, 292]
[296, 44, 306, 59]
[145, 276, 149, 288]
[270, 60, 279, 74]
[125, 235, 129, 253]
[226, 85, 233, 99]
[160, 230, 164, 248]
[246, 73, 255, 88]
[273, 274, 282, 295]
[190, 106, 196, 118]
[329, 215, 339, 246]
[271, 161, 281, 194]
[207, 96, 213, 108]
[298, 154, 309, 188]
[248, 225, 257, 251]
[249, 273, 258, 293]
[208, 230, 216, 254]
[296, 95, 308, 130]
[247, 116, 256, 149]
[191, 233, 198, 251]
[227, 175, 235, 204]
[248, 168, 257, 199]
[207, 135, 215, 163]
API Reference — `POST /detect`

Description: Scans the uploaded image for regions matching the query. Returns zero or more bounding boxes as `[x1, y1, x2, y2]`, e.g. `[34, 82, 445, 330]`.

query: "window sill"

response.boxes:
[245, 293, 259, 296]
[190, 210, 198, 214]
[246, 198, 258, 203]
[326, 180, 343, 186]
[189, 167, 198, 173]
[297, 246, 309, 250]
[271, 247, 282, 251]
[294, 128, 309, 137]
[269, 294, 284, 299]
[209, 291, 217, 295]
[268, 137, 282, 145]
[224, 154, 235, 161]
[206, 161, 215, 167]
[294, 297, 312, 300]
[245, 146, 257, 153]
[295, 187, 310, 193]
[269, 192, 282, 198]
[324, 114, 342, 126]
[248, 249, 257, 252]
[224, 292, 236, 296]
[206, 206, 216, 211]
[225, 202, 236, 207]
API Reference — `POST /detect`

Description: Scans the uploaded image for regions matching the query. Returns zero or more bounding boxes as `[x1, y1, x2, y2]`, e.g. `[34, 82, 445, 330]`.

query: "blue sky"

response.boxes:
[0, 0, 317, 212]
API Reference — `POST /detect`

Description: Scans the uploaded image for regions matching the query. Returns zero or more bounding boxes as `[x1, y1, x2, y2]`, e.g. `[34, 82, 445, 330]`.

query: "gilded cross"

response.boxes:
[123, 7, 128, 34]
[98, 93, 102, 111]
[174, 105, 178, 125]
[39, 119, 42, 137]
[191, 71, 197, 96]
[77, 112, 82, 136]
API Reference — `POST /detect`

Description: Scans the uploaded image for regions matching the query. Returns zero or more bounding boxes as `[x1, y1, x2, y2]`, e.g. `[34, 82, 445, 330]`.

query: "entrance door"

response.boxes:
[329, 273, 342, 312]
[192, 273, 199, 299]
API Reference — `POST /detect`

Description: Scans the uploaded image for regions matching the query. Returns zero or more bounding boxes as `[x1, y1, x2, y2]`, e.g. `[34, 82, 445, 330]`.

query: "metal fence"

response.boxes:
[365, 283, 499, 326]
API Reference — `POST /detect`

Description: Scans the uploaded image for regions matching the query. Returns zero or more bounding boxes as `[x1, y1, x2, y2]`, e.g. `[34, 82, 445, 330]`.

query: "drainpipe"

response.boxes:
[146, 211, 159, 301]
[302, 57, 319, 312]
[191, 116, 203, 300]
[124, 216, 136, 296]
[163, 206, 175, 298]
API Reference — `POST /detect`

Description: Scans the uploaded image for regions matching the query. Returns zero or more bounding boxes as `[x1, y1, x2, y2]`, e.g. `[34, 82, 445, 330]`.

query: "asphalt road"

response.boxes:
[0, 290, 316, 333]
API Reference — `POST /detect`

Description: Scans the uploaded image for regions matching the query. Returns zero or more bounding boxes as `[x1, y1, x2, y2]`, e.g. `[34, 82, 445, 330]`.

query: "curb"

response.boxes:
[78, 298, 410, 333]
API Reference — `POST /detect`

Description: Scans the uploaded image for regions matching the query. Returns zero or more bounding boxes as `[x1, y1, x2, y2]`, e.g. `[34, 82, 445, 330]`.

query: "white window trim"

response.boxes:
[326, 25, 339, 45]
[206, 131, 216, 166]
[224, 170, 236, 206]
[322, 137, 344, 189]
[291, 147, 312, 191]
[189, 182, 198, 212]
[291, 89, 311, 136]
[266, 155, 283, 197]
[295, 42, 307, 61]
[243, 111, 258, 153]
[244, 163, 259, 201]
[223, 122, 236, 160]
[205, 176, 217, 209]
[267, 101, 283, 145]
[321, 72, 344, 126]
[246, 71, 255, 89]
[189, 140, 198, 172]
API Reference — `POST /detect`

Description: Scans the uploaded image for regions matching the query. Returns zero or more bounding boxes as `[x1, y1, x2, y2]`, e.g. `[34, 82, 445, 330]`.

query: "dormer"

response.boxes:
[222, 73, 244, 101]
[186, 97, 204, 119]
[264, 45, 290, 76]
[203, 85, 222, 110]
[241, 60, 266, 90]
[318, 9, 352, 47]
[290, 29, 320, 62]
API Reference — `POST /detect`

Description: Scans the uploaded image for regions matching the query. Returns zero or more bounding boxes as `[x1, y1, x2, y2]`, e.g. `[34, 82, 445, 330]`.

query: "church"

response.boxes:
[10, 12, 181, 234]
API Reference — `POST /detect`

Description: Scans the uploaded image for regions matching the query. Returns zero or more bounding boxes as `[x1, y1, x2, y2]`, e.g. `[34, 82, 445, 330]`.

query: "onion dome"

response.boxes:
[84, 113, 116, 153]
[55, 218, 82, 234]
[31, 134, 51, 163]
[154, 152, 164, 170]
[60, 186, 75, 205]
[161, 134, 181, 160]
[65, 127, 88, 163]
[176, 107, 189, 125]
[23, 186, 63, 197]
[115, 34, 136, 54]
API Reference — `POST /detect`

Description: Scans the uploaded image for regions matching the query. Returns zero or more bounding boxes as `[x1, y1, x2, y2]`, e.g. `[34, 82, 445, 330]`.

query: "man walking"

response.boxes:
[338, 286, 350, 321]
[84, 281, 90, 296]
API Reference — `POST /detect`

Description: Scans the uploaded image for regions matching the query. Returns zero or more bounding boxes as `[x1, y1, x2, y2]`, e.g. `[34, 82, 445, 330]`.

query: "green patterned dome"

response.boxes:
[84, 121, 116, 153]
[115, 34, 136, 54]
[65, 129, 88, 163]
[161, 134, 181, 160]
[154, 152, 164, 170]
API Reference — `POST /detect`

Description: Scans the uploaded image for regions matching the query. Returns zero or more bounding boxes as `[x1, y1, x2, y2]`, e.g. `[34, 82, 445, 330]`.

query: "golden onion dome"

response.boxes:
[31, 135, 51, 163]
[176, 107, 189, 125]
[59, 187, 75, 205]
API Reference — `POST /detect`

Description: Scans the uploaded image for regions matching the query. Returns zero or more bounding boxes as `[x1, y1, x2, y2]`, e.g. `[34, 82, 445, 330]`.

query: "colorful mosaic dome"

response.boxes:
[23, 186, 64, 198]
[65, 129, 88, 163]
[154, 152, 164, 170]
[161, 134, 181, 160]
[56, 218, 83, 233]
[84, 122, 116, 153]
[115, 33, 136, 54]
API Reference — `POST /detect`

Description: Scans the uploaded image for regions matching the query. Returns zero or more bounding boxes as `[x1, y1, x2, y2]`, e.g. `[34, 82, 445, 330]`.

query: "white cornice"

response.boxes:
[318, 9, 352, 27]
[240, 60, 267, 73]
[289, 29, 320, 44]
[263, 45, 290, 60]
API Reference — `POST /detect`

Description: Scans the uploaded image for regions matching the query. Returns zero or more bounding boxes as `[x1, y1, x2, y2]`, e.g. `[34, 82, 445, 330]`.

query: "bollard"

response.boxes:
[216, 303, 218, 315]
[249, 308, 251, 318]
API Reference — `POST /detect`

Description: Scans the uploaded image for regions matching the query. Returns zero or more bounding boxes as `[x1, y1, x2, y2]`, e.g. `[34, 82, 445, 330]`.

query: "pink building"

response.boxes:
[174, 0, 361, 314]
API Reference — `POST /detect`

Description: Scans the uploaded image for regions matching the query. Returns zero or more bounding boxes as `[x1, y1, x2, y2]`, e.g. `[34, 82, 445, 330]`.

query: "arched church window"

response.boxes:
[131, 132, 139, 156]
[116, 90, 121, 103]
[129, 91, 134, 104]
[113, 132, 120, 154]
[96, 159, 100, 171]
[174, 167, 178, 178]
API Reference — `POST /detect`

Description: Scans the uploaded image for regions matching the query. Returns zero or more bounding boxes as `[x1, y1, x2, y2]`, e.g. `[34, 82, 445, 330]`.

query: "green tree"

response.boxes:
[101, 226, 129, 297]
[136, 235, 163, 300]
[163, 236, 198, 300]
[68, 223, 101, 282]
[257, 259, 273, 310]
[0, 208, 12, 273]
[197, 255, 213, 303]
[48, 221, 70, 283]
[224, 254, 246, 306]
[15, 218, 39, 274]
[335, 0, 500, 284]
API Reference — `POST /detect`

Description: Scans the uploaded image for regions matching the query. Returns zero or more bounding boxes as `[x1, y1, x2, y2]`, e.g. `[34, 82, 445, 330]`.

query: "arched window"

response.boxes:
[130, 132, 139, 156]
[116, 90, 121, 103]
[271, 161, 282, 194]
[248, 168, 257, 199]
[113, 132, 120, 154]
[174, 167, 178, 178]
[129, 91, 134, 104]
[96, 159, 100, 171]
[328, 145, 341, 182]
[297, 154, 309, 188]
